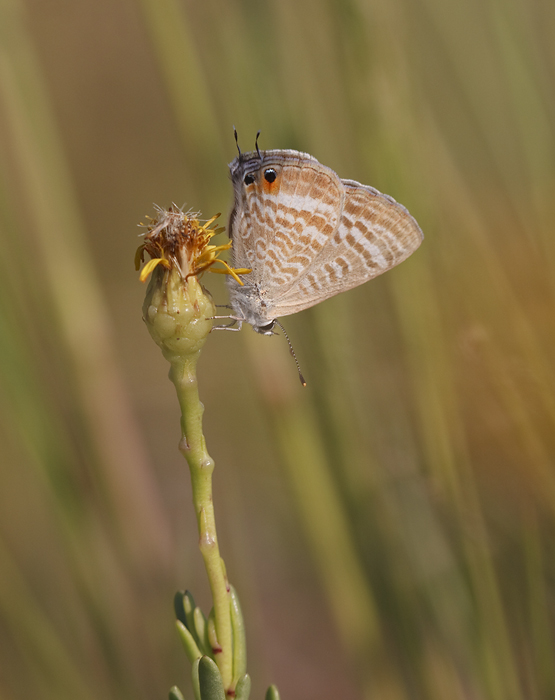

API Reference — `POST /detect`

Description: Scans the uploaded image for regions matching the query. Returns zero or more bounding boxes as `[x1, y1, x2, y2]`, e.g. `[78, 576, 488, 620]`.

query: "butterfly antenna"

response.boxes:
[255, 130, 262, 160]
[234, 126, 242, 157]
[275, 320, 306, 387]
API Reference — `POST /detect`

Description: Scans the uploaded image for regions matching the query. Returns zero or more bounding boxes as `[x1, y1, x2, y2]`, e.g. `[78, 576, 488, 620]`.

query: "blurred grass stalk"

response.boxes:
[0, 0, 174, 697]
[0, 0, 171, 566]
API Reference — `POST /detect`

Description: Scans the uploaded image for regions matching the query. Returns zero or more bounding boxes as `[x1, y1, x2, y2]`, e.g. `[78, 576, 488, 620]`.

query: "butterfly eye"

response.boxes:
[244, 173, 255, 185]
[264, 168, 277, 183]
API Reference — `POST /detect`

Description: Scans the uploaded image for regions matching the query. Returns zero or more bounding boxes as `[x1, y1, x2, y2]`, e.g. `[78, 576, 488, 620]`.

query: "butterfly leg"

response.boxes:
[209, 315, 244, 332]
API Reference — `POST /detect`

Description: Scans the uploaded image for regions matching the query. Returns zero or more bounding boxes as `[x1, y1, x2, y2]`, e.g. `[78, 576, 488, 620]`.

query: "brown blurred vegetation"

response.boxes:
[1, 0, 555, 698]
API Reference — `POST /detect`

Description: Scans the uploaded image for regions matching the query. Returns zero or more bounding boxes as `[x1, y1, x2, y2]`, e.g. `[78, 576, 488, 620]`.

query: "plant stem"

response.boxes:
[169, 353, 233, 693]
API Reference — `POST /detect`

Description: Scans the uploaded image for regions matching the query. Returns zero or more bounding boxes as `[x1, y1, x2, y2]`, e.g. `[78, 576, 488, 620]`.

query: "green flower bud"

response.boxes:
[143, 267, 215, 363]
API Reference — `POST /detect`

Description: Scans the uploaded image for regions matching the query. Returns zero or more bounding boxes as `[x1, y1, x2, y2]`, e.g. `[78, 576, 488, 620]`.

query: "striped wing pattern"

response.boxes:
[228, 149, 423, 323]
[230, 152, 343, 292]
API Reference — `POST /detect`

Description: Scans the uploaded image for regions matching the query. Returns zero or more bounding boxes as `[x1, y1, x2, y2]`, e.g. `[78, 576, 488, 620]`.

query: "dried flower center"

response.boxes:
[135, 204, 250, 284]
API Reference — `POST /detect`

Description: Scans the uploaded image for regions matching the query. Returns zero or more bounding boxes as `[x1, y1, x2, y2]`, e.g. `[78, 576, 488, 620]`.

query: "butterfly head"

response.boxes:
[230, 151, 285, 196]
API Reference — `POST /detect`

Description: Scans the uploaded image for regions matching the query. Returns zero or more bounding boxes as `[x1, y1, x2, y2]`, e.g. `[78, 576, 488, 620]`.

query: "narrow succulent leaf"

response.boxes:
[265, 685, 280, 700]
[184, 590, 197, 633]
[169, 686, 186, 700]
[176, 620, 202, 663]
[192, 658, 201, 700]
[229, 585, 247, 682]
[174, 591, 188, 627]
[194, 606, 211, 656]
[198, 656, 226, 700]
[234, 673, 251, 700]
[206, 607, 221, 654]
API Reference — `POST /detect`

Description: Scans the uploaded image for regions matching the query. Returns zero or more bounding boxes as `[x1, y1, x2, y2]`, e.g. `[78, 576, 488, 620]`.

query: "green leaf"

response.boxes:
[193, 605, 211, 656]
[234, 673, 251, 700]
[198, 656, 226, 700]
[174, 590, 188, 627]
[192, 658, 201, 700]
[183, 590, 197, 633]
[206, 607, 220, 653]
[176, 620, 202, 664]
[265, 685, 280, 700]
[169, 686, 186, 700]
[229, 585, 247, 683]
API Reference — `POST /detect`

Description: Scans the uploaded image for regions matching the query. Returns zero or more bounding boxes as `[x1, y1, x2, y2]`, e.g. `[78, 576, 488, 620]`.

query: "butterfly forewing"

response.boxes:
[231, 152, 344, 296]
[264, 162, 345, 293]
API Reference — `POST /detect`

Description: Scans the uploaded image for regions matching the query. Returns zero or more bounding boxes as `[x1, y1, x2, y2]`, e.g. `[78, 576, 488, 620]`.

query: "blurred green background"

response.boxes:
[1, 0, 555, 698]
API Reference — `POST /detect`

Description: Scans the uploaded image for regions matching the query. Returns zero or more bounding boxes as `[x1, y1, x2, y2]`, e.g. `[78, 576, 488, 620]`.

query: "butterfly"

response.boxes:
[225, 140, 423, 336]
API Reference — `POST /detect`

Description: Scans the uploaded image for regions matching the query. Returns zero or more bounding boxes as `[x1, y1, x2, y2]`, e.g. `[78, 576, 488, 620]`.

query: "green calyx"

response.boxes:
[142, 267, 215, 363]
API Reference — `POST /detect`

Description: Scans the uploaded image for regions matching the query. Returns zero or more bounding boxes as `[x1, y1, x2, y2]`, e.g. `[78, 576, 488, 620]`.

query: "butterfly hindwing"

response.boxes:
[268, 179, 423, 315]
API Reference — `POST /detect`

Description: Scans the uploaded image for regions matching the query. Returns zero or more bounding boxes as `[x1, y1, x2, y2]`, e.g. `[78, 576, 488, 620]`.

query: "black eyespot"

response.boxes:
[244, 173, 255, 185]
[264, 168, 277, 183]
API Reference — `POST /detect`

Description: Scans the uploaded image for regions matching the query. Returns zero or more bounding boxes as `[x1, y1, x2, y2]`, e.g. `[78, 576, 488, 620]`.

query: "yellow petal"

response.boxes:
[209, 241, 232, 253]
[209, 260, 251, 285]
[203, 213, 222, 228]
[139, 257, 170, 282]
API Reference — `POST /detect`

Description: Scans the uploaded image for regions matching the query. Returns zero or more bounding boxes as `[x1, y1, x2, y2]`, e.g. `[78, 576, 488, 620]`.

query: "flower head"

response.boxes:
[135, 204, 249, 285]
[137, 205, 249, 363]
